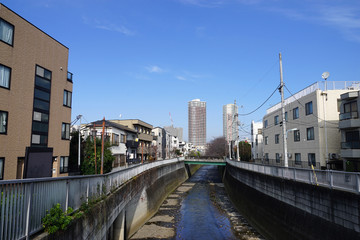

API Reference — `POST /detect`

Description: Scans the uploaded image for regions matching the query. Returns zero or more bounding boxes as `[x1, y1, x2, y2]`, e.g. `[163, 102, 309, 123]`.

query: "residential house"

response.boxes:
[251, 121, 263, 160]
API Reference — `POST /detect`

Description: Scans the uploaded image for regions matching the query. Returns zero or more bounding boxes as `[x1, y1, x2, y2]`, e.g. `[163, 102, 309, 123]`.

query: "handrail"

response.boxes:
[0, 157, 184, 239]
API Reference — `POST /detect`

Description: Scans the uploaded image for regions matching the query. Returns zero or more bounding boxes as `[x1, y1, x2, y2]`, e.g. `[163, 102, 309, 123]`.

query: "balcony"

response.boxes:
[67, 71, 73, 82]
[339, 112, 360, 129]
[340, 111, 358, 120]
[126, 140, 139, 149]
[341, 141, 360, 149]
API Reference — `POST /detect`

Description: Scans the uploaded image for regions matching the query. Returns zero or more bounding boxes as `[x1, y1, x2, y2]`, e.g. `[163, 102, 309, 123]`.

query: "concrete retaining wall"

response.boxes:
[224, 164, 360, 240]
[37, 161, 199, 240]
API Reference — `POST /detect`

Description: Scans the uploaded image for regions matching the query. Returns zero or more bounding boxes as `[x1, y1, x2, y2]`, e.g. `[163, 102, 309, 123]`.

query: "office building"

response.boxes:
[223, 102, 239, 142]
[0, 4, 73, 179]
[188, 99, 206, 147]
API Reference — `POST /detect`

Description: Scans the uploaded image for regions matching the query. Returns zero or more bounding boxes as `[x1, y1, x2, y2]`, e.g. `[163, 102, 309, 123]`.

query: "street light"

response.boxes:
[322, 72, 330, 169]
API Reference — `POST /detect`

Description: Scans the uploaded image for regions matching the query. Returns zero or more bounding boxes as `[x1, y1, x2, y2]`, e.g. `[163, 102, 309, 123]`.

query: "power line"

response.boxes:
[239, 84, 280, 116]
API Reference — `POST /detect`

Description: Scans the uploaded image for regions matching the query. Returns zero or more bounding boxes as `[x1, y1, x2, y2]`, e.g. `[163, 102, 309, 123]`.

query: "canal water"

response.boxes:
[131, 165, 263, 240]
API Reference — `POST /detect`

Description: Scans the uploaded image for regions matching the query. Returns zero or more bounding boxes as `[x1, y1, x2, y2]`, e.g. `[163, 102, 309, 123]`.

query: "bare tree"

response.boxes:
[206, 136, 228, 158]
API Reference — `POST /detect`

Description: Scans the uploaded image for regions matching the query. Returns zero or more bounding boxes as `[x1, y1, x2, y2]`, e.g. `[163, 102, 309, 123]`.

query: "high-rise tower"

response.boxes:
[188, 99, 206, 147]
[223, 102, 239, 143]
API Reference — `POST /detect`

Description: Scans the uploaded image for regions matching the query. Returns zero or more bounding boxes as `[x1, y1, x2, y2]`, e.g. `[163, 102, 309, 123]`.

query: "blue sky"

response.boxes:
[2, 0, 360, 141]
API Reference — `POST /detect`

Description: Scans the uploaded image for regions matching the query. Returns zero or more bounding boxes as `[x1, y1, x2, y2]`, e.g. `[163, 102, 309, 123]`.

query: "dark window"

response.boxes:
[305, 101, 313, 115]
[67, 72, 73, 82]
[344, 101, 357, 113]
[285, 112, 288, 122]
[0, 111, 8, 134]
[265, 153, 269, 161]
[31, 134, 48, 145]
[274, 115, 279, 125]
[275, 134, 279, 144]
[307, 127, 314, 140]
[0, 18, 14, 46]
[112, 133, 119, 146]
[60, 156, 69, 173]
[294, 130, 300, 142]
[346, 131, 360, 142]
[0, 64, 11, 89]
[264, 120, 268, 128]
[265, 136, 268, 145]
[0, 157, 4, 180]
[35, 76, 51, 90]
[36, 65, 51, 80]
[62, 123, 70, 140]
[63, 90, 72, 107]
[33, 111, 49, 122]
[276, 153, 281, 163]
[308, 153, 316, 166]
[293, 107, 299, 119]
[34, 89, 50, 101]
[32, 122, 49, 133]
[34, 99, 50, 111]
[295, 153, 301, 165]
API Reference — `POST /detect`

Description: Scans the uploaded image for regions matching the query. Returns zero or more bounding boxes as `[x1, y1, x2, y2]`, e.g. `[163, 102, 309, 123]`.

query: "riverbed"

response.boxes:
[130, 165, 264, 240]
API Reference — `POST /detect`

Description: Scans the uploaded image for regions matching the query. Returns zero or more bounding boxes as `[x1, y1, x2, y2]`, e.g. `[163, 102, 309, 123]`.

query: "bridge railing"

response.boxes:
[0, 157, 184, 240]
[227, 159, 360, 194]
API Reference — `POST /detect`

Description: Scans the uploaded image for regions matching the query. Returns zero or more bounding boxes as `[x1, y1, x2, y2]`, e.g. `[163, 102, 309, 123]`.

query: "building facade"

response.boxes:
[223, 103, 239, 143]
[262, 81, 358, 170]
[164, 125, 183, 142]
[251, 121, 263, 160]
[188, 99, 206, 147]
[339, 91, 360, 171]
[0, 4, 73, 179]
[151, 127, 166, 160]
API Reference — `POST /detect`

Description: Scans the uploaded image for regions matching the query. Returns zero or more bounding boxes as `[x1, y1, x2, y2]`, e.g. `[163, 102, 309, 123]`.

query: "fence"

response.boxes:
[0, 158, 183, 240]
[227, 159, 360, 194]
[253, 158, 321, 169]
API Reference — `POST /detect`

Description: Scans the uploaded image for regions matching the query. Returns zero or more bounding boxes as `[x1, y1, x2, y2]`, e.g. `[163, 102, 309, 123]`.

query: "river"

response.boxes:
[130, 165, 264, 239]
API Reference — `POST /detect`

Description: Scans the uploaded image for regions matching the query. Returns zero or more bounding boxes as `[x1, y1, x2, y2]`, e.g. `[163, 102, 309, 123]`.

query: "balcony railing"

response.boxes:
[341, 141, 360, 149]
[339, 111, 358, 120]
[67, 71, 73, 82]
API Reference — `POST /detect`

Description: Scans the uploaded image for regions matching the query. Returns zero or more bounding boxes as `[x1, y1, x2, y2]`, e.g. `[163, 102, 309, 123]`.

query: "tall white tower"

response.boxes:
[223, 102, 239, 143]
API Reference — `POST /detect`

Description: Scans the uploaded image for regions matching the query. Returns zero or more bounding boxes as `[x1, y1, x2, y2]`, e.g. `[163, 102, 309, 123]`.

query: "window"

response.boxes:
[265, 136, 268, 145]
[63, 90, 72, 107]
[275, 134, 279, 144]
[0, 18, 14, 45]
[305, 101, 313, 115]
[112, 133, 119, 146]
[265, 153, 269, 161]
[308, 153, 316, 167]
[264, 120, 268, 128]
[294, 130, 300, 142]
[121, 134, 126, 143]
[344, 101, 357, 113]
[274, 115, 279, 125]
[293, 107, 299, 119]
[60, 156, 69, 173]
[295, 153, 301, 165]
[285, 112, 288, 122]
[307, 127, 314, 140]
[275, 153, 281, 163]
[345, 131, 359, 142]
[0, 111, 8, 134]
[0, 157, 4, 180]
[31, 134, 48, 145]
[0, 64, 11, 89]
[62, 123, 70, 140]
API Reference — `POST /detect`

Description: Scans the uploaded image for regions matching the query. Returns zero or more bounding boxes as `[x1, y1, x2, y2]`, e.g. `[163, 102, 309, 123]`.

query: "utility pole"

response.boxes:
[77, 115, 82, 171]
[279, 53, 288, 167]
[93, 123, 97, 174]
[101, 117, 105, 174]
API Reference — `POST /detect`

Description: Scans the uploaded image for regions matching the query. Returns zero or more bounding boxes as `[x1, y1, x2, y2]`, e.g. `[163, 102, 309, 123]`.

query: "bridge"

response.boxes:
[184, 158, 226, 166]
[0, 158, 359, 239]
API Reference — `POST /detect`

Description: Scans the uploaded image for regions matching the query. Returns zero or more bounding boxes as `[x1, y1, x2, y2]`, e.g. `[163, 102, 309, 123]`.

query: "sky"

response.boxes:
[2, 0, 360, 142]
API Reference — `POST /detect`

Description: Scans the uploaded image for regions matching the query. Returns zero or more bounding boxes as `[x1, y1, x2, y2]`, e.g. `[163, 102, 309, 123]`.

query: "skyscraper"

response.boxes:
[188, 99, 206, 147]
[223, 102, 239, 143]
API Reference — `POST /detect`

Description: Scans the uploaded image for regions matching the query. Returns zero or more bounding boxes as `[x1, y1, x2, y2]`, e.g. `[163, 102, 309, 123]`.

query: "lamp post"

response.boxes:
[322, 72, 330, 169]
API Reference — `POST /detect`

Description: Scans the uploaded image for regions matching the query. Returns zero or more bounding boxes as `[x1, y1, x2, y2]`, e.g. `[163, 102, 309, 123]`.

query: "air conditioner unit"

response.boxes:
[329, 153, 339, 160]
[288, 153, 292, 158]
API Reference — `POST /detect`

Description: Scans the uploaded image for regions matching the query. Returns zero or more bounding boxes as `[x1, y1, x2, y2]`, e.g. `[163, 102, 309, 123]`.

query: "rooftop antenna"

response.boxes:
[169, 112, 174, 127]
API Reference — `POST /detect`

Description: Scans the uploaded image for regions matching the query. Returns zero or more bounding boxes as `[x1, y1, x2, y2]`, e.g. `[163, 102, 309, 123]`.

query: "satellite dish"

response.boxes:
[322, 72, 330, 80]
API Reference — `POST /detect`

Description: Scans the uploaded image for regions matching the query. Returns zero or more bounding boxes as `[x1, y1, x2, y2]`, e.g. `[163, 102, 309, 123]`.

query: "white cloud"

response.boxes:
[146, 65, 164, 73]
[82, 17, 135, 36]
[178, 0, 225, 8]
[176, 76, 187, 81]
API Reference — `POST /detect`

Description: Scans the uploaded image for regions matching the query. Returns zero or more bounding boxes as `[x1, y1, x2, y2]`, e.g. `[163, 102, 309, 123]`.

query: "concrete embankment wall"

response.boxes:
[224, 164, 360, 240]
[38, 161, 199, 240]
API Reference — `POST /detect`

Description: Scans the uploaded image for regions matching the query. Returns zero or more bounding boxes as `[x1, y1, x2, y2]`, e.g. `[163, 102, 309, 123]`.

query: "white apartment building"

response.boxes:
[339, 90, 360, 171]
[251, 121, 263, 160]
[223, 102, 239, 143]
[188, 99, 206, 147]
[263, 81, 360, 170]
[151, 127, 165, 160]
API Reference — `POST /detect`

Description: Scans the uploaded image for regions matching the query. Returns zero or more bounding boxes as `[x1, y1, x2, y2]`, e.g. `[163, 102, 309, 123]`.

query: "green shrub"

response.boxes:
[42, 203, 73, 234]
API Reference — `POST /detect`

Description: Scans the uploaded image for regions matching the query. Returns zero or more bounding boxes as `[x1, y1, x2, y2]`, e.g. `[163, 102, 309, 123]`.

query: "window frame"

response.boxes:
[264, 120, 268, 128]
[60, 156, 69, 173]
[275, 153, 281, 163]
[308, 153, 316, 167]
[0, 64, 11, 90]
[0, 110, 8, 135]
[63, 90, 72, 108]
[344, 101, 357, 113]
[0, 157, 4, 180]
[294, 130, 300, 142]
[275, 134, 280, 144]
[305, 101, 313, 115]
[307, 127, 314, 140]
[0, 18, 15, 46]
[274, 115, 279, 125]
[265, 136, 268, 145]
[61, 123, 70, 140]
[293, 107, 299, 119]
[295, 153, 301, 165]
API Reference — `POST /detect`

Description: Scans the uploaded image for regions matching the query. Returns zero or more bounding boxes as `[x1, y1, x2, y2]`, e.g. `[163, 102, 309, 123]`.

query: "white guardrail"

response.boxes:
[227, 159, 360, 194]
[0, 157, 184, 240]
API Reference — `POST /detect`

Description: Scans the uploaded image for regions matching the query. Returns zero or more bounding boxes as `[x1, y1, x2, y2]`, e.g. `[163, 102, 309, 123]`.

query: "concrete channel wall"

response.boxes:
[37, 161, 199, 240]
[224, 164, 360, 240]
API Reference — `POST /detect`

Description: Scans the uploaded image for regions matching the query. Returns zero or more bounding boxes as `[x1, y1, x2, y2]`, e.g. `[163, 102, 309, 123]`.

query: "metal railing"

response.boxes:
[0, 157, 184, 240]
[253, 158, 321, 169]
[227, 159, 360, 194]
[339, 111, 358, 120]
[341, 141, 360, 149]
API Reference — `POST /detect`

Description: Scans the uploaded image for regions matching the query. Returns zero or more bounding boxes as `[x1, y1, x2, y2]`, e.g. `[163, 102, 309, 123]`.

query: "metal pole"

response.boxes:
[78, 116, 82, 169]
[101, 117, 105, 174]
[93, 125, 97, 174]
[324, 80, 329, 169]
[279, 53, 288, 167]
